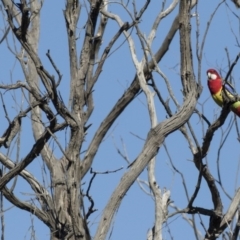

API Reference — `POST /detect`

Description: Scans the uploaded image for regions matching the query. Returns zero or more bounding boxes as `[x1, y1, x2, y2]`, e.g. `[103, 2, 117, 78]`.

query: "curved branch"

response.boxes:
[1, 0, 60, 171]
[202, 188, 240, 239]
[0, 81, 31, 92]
[94, 1, 198, 237]
[1, 179, 55, 229]
[94, 79, 198, 240]
[192, 105, 230, 238]
[0, 152, 52, 198]
[81, 4, 183, 177]
[220, 188, 240, 228]
[0, 106, 56, 190]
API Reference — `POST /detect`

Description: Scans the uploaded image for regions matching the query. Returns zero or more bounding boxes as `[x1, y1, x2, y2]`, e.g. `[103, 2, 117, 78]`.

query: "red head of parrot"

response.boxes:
[207, 69, 223, 107]
[207, 69, 223, 95]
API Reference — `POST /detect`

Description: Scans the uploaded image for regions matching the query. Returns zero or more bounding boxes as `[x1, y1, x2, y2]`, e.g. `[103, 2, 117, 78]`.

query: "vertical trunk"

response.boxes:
[51, 161, 90, 240]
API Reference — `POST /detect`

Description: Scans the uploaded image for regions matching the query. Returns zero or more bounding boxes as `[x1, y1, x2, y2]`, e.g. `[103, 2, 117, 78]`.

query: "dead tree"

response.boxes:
[0, 0, 240, 240]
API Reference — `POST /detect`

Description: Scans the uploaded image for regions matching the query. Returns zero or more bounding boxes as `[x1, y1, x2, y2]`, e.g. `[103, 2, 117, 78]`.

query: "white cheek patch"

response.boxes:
[211, 73, 217, 80]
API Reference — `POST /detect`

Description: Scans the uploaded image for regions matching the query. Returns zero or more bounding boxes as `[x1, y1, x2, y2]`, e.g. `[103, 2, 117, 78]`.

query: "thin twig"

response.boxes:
[46, 50, 63, 86]
[225, 53, 240, 82]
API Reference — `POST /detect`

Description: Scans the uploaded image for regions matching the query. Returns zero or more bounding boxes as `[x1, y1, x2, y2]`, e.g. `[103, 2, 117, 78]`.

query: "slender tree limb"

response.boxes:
[197, 0, 225, 85]
[64, 0, 81, 109]
[224, 53, 240, 82]
[191, 105, 231, 239]
[46, 50, 63, 86]
[232, 210, 240, 240]
[188, 164, 204, 207]
[132, 2, 166, 238]
[94, 0, 198, 238]
[0, 81, 31, 92]
[0, 170, 55, 229]
[220, 188, 240, 228]
[0, 104, 56, 190]
[82, 1, 198, 177]
[0, 152, 54, 211]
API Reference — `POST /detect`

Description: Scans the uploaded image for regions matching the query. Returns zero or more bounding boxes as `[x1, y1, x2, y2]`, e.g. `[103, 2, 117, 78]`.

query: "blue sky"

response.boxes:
[1, 0, 240, 239]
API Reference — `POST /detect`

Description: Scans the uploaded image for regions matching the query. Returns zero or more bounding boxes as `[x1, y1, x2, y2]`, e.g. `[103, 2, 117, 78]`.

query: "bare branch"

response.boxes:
[94, 1, 198, 238]
[82, 1, 194, 177]
[0, 109, 56, 190]
[0, 169, 54, 229]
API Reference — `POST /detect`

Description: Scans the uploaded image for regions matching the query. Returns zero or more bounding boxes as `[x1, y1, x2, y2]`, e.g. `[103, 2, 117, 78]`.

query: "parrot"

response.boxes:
[207, 68, 240, 117]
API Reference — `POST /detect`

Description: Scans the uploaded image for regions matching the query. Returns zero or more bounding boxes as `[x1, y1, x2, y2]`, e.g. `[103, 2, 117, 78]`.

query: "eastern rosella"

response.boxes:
[207, 69, 240, 117]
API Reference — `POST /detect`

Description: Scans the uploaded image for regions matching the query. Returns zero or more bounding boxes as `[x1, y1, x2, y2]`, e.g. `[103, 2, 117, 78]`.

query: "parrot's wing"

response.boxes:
[223, 81, 238, 98]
